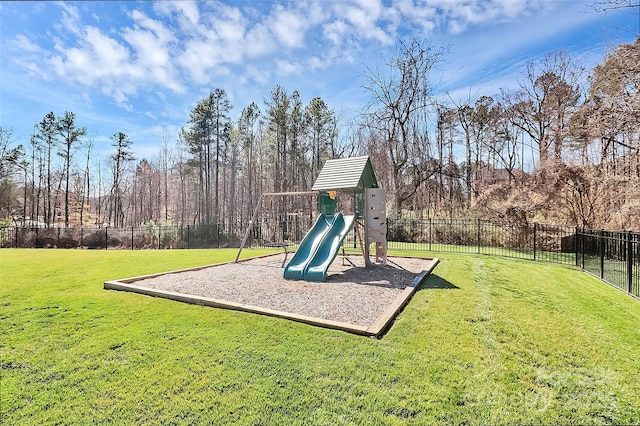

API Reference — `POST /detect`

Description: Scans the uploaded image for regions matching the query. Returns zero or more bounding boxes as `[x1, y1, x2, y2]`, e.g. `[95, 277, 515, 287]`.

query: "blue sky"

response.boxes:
[1, 0, 638, 161]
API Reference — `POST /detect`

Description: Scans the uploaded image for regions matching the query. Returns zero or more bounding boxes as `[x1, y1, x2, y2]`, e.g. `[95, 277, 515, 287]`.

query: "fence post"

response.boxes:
[217, 223, 221, 249]
[131, 226, 134, 250]
[353, 222, 357, 249]
[158, 226, 161, 250]
[187, 225, 190, 249]
[477, 218, 481, 254]
[575, 227, 579, 267]
[80, 227, 83, 249]
[599, 229, 605, 280]
[581, 226, 587, 271]
[533, 223, 537, 261]
[429, 217, 432, 252]
[628, 231, 634, 295]
[105, 226, 108, 250]
[14, 227, 18, 248]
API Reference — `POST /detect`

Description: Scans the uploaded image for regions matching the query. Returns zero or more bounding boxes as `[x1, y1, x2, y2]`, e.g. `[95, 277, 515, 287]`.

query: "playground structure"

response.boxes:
[106, 158, 441, 336]
[236, 156, 387, 282]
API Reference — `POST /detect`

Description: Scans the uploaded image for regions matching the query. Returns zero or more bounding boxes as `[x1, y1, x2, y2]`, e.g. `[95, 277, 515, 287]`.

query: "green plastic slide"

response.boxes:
[283, 213, 355, 282]
[303, 214, 354, 282]
[283, 214, 334, 280]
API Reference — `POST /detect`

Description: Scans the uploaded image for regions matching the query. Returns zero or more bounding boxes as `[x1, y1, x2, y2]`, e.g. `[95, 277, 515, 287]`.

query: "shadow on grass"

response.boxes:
[418, 274, 459, 290]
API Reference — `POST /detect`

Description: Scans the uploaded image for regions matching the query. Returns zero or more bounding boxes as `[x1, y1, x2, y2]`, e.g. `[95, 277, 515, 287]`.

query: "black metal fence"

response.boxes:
[577, 229, 639, 299]
[383, 218, 638, 299]
[0, 218, 314, 251]
[384, 218, 577, 265]
[1, 218, 638, 300]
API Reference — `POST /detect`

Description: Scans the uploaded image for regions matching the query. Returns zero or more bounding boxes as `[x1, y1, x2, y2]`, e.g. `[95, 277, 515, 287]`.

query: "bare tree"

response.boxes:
[507, 51, 583, 168]
[0, 127, 21, 182]
[57, 111, 86, 227]
[173, 133, 194, 224]
[0, 127, 24, 223]
[34, 112, 59, 226]
[238, 102, 261, 219]
[183, 89, 232, 224]
[578, 38, 639, 173]
[590, 0, 640, 12]
[28, 132, 40, 225]
[288, 90, 305, 191]
[265, 85, 291, 192]
[305, 97, 336, 180]
[362, 38, 446, 212]
[209, 89, 232, 222]
[79, 134, 94, 227]
[159, 135, 172, 222]
[109, 132, 134, 227]
[454, 95, 510, 201]
[589, 0, 639, 37]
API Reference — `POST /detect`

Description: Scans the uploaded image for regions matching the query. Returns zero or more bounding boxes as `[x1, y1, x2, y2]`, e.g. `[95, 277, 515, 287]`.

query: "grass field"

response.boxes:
[1, 248, 639, 425]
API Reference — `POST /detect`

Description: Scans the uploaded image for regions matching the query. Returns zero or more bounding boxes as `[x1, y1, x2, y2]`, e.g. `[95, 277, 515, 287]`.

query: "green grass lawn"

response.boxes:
[1, 248, 639, 425]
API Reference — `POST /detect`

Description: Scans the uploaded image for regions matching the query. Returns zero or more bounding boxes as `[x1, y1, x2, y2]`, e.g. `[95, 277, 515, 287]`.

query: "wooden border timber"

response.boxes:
[104, 255, 440, 338]
[366, 258, 439, 336]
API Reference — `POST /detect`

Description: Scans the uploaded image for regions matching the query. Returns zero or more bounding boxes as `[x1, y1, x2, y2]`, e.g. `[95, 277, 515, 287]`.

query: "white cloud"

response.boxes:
[244, 65, 271, 85]
[323, 20, 350, 46]
[11, 1, 400, 107]
[12, 5, 191, 106]
[245, 22, 278, 57]
[49, 26, 130, 86]
[392, 0, 545, 35]
[10, 35, 50, 79]
[392, 0, 437, 33]
[306, 56, 326, 70]
[269, 5, 309, 48]
[275, 59, 300, 76]
[57, 2, 83, 36]
[325, 0, 395, 46]
[154, 1, 200, 30]
[265, 2, 328, 49]
[124, 10, 183, 93]
[1, 0, 576, 120]
[344, 0, 395, 43]
[176, 2, 248, 84]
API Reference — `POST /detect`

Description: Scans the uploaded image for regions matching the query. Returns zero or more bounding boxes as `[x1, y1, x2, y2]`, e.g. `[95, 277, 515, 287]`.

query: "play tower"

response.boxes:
[283, 156, 387, 281]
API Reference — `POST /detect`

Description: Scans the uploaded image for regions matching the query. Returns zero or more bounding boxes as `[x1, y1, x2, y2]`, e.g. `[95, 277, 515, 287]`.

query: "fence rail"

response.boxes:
[1, 218, 638, 300]
[577, 229, 639, 299]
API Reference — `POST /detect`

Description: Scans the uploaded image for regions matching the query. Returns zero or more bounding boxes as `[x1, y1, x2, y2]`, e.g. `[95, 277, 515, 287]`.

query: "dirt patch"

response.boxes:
[105, 254, 438, 335]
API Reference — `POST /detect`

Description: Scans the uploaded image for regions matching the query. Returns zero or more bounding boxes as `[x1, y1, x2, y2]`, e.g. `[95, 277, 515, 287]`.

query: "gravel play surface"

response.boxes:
[130, 254, 432, 328]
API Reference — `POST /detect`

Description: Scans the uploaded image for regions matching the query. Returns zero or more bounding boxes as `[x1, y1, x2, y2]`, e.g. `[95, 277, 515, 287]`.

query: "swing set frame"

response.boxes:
[235, 191, 316, 262]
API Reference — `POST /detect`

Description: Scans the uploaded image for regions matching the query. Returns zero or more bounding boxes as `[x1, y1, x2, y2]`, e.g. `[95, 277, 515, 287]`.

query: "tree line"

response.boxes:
[0, 36, 638, 230]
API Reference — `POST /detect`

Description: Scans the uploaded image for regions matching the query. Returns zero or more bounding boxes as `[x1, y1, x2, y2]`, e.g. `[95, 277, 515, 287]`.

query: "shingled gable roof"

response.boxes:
[311, 156, 378, 191]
